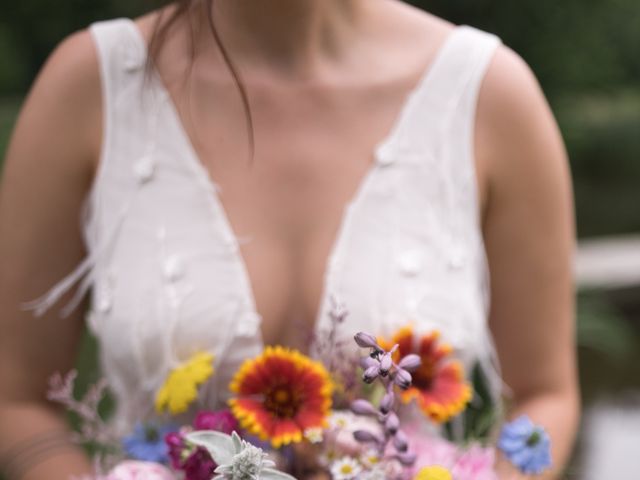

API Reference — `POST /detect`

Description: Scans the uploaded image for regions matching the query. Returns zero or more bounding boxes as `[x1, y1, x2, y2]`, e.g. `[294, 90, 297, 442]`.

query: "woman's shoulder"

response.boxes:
[476, 40, 559, 174]
[38, 28, 102, 103]
[20, 27, 103, 171]
[30, 9, 166, 169]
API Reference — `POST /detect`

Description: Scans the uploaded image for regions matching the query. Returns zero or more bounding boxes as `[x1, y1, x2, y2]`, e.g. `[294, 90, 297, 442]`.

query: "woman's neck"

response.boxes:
[205, 0, 369, 74]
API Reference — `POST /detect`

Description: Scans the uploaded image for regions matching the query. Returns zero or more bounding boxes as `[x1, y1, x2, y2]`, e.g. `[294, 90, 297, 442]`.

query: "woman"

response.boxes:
[0, 0, 579, 478]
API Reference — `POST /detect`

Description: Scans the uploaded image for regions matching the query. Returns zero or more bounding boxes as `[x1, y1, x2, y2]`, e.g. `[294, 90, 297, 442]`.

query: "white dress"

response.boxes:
[28, 18, 502, 432]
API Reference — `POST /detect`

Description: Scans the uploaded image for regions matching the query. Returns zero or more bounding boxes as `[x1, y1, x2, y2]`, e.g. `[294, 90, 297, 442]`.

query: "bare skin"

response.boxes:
[0, 0, 579, 479]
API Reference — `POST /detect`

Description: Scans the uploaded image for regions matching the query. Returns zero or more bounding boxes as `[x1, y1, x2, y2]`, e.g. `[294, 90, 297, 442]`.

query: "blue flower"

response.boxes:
[498, 415, 552, 475]
[122, 422, 177, 463]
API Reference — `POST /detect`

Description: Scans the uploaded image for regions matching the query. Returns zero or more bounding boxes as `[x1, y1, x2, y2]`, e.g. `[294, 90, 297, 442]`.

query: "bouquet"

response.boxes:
[49, 311, 551, 479]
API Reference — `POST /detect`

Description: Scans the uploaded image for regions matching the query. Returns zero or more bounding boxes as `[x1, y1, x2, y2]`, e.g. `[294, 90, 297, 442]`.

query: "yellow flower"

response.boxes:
[155, 352, 214, 415]
[414, 466, 453, 480]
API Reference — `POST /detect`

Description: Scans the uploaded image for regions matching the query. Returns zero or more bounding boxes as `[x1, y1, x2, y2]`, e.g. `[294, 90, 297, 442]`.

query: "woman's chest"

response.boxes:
[88, 111, 489, 413]
[163, 83, 423, 346]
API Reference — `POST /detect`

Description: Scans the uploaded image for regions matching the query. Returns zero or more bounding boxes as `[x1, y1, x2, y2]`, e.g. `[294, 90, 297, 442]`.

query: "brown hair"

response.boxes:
[148, 0, 255, 159]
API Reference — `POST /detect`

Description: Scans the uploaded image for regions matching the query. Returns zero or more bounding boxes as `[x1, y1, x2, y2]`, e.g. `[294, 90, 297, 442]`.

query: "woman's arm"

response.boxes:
[476, 47, 580, 479]
[0, 29, 102, 479]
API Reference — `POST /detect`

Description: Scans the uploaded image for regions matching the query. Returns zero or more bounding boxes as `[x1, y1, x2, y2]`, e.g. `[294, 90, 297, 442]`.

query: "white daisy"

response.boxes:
[328, 411, 351, 430]
[330, 457, 362, 480]
[303, 427, 324, 444]
[359, 449, 382, 469]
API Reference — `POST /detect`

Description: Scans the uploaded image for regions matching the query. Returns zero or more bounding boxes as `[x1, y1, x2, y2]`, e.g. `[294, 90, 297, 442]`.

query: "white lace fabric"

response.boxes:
[26, 19, 502, 431]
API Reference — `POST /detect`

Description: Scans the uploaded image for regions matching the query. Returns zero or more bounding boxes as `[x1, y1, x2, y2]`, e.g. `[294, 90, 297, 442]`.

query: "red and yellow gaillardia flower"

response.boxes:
[228, 346, 333, 448]
[381, 326, 471, 423]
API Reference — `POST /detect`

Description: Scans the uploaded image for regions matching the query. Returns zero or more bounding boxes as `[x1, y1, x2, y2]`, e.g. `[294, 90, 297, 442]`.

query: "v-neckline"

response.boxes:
[125, 19, 459, 347]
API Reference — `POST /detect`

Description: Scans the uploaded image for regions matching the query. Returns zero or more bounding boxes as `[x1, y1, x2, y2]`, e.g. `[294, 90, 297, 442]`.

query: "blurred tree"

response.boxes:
[1, 1, 148, 92]
[415, 0, 640, 99]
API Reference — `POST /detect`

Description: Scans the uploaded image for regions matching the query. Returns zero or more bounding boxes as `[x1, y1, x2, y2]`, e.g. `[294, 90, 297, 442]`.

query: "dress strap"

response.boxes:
[375, 25, 501, 162]
[23, 19, 149, 318]
[90, 18, 148, 99]
[420, 26, 501, 113]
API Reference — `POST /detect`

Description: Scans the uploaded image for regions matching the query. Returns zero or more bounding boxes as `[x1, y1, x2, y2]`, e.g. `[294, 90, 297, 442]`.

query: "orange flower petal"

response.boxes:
[228, 346, 333, 448]
[381, 327, 472, 424]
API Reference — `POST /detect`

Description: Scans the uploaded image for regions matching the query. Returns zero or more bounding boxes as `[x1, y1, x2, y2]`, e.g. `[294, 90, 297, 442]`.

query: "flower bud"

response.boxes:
[398, 354, 421, 372]
[354, 332, 379, 349]
[350, 399, 378, 417]
[393, 430, 408, 452]
[353, 430, 383, 444]
[395, 451, 417, 466]
[379, 353, 392, 376]
[385, 412, 400, 435]
[393, 369, 412, 389]
[360, 356, 377, 370]
[379, 391, 395, 415]
[363, 365, 380, 384]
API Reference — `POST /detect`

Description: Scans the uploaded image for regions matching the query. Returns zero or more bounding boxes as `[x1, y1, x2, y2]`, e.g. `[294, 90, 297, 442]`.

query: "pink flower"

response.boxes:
[105, 461, 175, 480]
[193, 409, 238, 434]
[408, 431, 458, 469]
[405, 428, 497, 480]
[452, 445, 497, 480]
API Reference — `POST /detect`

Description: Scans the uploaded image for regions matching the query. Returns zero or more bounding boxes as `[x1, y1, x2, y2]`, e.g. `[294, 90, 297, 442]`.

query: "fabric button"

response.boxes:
[163, 255, 185, 283]
[95, 287, 112, 313]
[397, 250, 424, 277]
[123, 56, 144, 73]
[376, 152, 396, 167]
[133, 156, 155, 183]
[122, 41, 145, 73]
[236, 311, 261, 337]
[448, 247, 467, 269]
[96, 297, 112, 313]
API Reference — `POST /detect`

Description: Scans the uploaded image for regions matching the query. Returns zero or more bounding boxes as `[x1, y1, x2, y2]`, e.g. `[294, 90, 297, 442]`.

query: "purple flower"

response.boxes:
[351, 331, 421, 467]
[393, 368, 412, 390]
[350, 399, 378, 416]
[363, 365, 381, 383]
[165, 429, 217, 480]
[393, 430, 408, 452]
[353, 429, 384, 445]
[398, 354, 421, 371]
[193, 409, 238, 434]
[354, 332, 380, 350]
[182, 447, 217, 480]
[379, 352, 393, 376]
[498, 415, 551, 475]
[122, 422, 176, 464]
[379, 391, 395, 415]
[163, 410, 238, 479]
[384, 412, 400, 435]
[165, 431, 187, 469]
